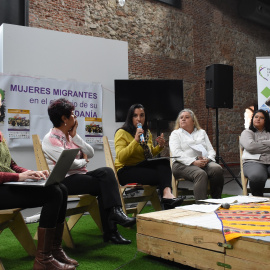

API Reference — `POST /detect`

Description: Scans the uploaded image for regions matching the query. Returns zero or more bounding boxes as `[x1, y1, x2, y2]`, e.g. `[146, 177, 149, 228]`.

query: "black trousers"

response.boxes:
[0, 183, 68, 228]
[117, 159, 172, 195]
[62, 167, 122, 233]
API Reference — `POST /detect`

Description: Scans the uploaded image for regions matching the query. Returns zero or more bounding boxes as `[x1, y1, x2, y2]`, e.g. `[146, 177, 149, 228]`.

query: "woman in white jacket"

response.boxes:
[169, 109, 224, 202]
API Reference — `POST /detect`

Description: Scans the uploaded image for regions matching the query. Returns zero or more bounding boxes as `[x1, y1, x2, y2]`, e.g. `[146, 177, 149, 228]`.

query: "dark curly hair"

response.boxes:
[117, 104, 148, 136]
[249, 109, 270, 132]
[48, 98, 75, 127]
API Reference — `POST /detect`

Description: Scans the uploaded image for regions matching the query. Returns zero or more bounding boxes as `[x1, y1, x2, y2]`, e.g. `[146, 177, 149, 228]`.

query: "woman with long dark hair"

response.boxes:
[240, 109, 270, 196]
[114, 104, 184, 210]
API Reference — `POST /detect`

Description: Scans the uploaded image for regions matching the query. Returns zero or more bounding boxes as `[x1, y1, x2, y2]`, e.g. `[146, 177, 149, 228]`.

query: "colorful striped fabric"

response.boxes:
[215, 202, 270, 242]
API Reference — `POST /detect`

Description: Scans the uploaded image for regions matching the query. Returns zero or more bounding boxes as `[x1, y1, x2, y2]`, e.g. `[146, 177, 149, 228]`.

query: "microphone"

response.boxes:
[221, 203, 230, 209]
[137, 123, 145, 142]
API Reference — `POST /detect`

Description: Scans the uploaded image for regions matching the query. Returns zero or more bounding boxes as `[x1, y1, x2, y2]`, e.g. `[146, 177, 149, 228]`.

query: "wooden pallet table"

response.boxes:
[137, 207, 270, 270]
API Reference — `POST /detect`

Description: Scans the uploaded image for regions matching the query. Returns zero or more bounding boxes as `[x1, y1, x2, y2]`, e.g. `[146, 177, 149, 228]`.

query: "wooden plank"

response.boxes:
[137, 233, 224, 270]
[225, 255, 270, 270]
[0, 259, 5, 270]
[137, 208, 195, 221]
[137, 208, 215, 227]
[8, 212, 36, 256]
[226, 237, 270, 265]
[0, 208, 21, 216]
[137, 218, 224, 252]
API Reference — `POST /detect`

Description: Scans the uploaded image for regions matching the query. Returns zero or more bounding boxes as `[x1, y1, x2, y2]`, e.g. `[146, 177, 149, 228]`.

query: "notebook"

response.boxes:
[4, 148, 79, 187]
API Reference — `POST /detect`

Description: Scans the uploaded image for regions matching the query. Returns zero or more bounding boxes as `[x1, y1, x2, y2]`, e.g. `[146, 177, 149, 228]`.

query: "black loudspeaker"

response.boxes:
[205, 64, 233, 109]
[0, 0, 29, 26]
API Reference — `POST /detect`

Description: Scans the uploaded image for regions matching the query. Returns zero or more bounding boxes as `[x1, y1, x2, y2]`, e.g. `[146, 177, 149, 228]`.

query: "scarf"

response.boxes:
[139, 130, 153, 159]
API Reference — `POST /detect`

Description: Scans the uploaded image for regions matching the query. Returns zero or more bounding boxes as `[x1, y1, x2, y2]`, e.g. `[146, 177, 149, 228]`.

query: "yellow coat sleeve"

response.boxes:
[114, 129, 163, 171]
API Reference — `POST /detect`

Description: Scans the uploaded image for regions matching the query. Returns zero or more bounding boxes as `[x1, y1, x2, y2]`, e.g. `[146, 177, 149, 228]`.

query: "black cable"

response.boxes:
[206, 107, 210, 134]
[114, 250, 139, 270]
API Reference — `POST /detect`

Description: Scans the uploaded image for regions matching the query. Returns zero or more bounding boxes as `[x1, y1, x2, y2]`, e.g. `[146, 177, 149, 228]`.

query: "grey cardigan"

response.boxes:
[240, 129, 270, 164]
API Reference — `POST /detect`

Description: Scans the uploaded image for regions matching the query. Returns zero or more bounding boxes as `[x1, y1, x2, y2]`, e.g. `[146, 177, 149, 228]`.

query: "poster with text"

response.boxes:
[7, 109, 30, 139]
[85, 117, 103, 144]
[256, 57, 270, 112]
[0, 73, 102, 148]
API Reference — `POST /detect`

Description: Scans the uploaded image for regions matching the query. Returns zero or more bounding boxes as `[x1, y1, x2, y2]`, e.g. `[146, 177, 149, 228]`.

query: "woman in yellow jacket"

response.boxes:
[114, 104, 184, 209]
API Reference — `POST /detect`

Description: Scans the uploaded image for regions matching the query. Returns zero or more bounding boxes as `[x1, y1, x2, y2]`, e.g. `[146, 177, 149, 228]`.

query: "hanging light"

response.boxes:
[118, 0, 125, 7]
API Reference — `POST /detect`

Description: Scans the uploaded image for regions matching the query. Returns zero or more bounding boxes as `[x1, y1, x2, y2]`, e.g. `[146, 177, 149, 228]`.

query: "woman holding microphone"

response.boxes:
[114, 103, 184, 210]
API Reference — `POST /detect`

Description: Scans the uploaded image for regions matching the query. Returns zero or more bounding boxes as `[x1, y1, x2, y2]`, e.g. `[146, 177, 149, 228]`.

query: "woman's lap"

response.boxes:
[0, 184, 64, 210]
[243, 162, 269, 182]
[117, 159, 172, 189]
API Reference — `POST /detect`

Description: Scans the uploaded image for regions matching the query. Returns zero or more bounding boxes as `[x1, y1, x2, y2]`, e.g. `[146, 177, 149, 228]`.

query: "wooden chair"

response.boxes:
[0, 209, 36, 261]
[102, 136, 162, 216]
[32, 134, 102, 248]
[0, 259, 4, 270]
[239, 137, 270, 196]
[239, 139, 249, 196]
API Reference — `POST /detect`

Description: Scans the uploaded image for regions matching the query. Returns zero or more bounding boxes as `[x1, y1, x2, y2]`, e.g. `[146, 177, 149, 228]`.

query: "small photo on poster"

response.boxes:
[7, 109, 30, 139]
[0, 88, 6, 126]
[85, 117, 103, 144]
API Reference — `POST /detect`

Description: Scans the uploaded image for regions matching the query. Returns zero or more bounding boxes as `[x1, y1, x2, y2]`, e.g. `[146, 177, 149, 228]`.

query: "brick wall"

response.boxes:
[29, 0, 270, 163]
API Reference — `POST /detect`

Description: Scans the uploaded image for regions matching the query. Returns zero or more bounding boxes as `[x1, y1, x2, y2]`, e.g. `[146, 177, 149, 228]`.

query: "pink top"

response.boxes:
[42, 128, 94, 176]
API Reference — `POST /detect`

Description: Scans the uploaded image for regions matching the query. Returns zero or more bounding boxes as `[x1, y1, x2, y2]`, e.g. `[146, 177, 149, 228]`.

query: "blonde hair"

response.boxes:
[174, 109, 201, 130]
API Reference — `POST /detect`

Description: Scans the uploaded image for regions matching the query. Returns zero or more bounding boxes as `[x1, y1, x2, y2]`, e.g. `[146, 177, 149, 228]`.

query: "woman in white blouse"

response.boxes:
[169, 109, 224, 202]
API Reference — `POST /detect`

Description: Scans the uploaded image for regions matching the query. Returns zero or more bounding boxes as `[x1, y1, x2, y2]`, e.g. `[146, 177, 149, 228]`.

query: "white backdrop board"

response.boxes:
[0, 23, 128, 170]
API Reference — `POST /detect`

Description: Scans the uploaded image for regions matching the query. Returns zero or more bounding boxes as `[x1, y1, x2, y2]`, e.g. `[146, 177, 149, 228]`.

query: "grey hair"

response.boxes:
[174, 108, 201, 130]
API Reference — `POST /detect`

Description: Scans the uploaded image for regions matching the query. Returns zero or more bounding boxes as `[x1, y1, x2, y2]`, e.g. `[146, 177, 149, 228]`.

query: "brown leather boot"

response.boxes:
[52, 223, 79, 266]
[33, 227, 75, 270]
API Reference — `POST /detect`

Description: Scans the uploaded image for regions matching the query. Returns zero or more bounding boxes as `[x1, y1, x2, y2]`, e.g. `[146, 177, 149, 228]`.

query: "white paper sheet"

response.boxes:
[176, 204, 222, 213]
[242, 149, 261, 160]
[188, 144, 208, 157]
[198, 195, 269, 205]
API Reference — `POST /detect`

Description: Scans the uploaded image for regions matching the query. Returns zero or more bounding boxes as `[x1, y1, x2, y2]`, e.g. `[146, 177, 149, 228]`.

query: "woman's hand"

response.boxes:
[69, 119, 78, 138]
[18, 170, 49, 182]
[82, 153, 89, 163]
[135, 127, 144, 143]
[156, 133, 165, 148]
[192, 159, 208, 168]
[203, 157, 211, 164]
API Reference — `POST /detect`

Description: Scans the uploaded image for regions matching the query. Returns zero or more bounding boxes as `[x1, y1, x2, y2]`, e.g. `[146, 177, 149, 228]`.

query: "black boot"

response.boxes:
[103, 230, 132, 244]
[161, 196, 186, 210]
[108, 206, 136, 227]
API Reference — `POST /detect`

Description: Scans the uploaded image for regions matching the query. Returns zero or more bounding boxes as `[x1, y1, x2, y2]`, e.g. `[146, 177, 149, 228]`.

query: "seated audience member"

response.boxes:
[114, 103, 184, 210]
[0, 132, 77, 270]
[42, 98, 136, 245]
[169, 109, 224, 203]
[240, 109, 270, 196]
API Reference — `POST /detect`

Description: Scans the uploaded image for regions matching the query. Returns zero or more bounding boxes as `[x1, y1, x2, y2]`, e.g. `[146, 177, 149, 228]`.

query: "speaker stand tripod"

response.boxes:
[214, 108, 242, 188]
